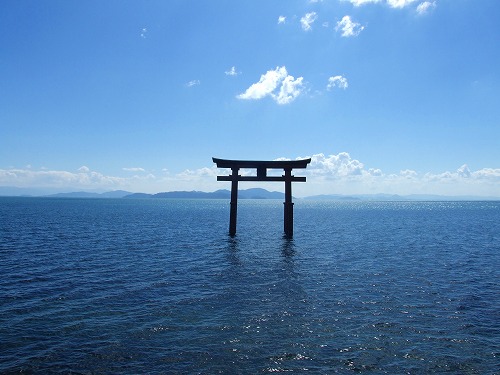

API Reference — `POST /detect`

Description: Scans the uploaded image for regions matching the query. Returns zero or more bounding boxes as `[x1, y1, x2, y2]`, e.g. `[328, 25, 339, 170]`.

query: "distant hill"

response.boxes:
[123, 188, 285, 199]
[44, 190, 133, 198]
[1, 186, 498, 201]
[240, 188, 285, 199]
[123, 193, 154, 199]
[153, 189, 230, 199]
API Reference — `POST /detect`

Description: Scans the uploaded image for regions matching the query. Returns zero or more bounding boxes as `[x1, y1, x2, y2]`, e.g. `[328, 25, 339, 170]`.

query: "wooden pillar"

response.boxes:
[283, 168, 294, 237]
[229, 167, 239, 236]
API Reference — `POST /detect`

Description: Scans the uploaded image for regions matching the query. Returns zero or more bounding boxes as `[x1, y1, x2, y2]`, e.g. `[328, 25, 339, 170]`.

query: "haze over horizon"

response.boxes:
[1, 0, 499, 197]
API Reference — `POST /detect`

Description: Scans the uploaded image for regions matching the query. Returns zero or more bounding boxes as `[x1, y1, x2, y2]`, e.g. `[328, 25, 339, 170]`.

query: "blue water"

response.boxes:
[1, 198, 499, 374]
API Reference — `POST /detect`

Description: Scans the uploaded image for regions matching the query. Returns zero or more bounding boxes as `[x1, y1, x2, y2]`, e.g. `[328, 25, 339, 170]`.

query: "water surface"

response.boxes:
[1, 198, 499, 373]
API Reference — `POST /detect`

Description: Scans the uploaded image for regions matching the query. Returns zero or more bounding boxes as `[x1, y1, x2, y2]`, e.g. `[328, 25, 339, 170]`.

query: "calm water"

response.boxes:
[0, 198, 499, 374]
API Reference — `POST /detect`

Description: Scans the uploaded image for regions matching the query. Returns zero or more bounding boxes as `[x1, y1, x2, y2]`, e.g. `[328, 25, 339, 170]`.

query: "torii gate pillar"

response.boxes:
[283, 167, 294, 237]
[229, 167, 239, 236]
[213, 157, 311, 237]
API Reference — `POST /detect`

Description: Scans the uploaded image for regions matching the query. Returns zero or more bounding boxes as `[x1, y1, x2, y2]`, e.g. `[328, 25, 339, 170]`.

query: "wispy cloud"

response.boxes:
[0, 165, 214, 194]
[386, 0, 418, 8]
[301, 12, 318, 31]
[177, 166, 218, 180]
[345, 0, 382, 6]
[123, 167, 146, 172]
[336, 16, 364, 37]
[0, 166, 125, 189]
[327, 75, 349, 90]
[416, 1, 436, 15]
[237, 66, 304, 105]
[345, 0, 419, 8]
[278, 15, 286, 25]
[186, 80, 200, 87]
[225, 66, 240, 76]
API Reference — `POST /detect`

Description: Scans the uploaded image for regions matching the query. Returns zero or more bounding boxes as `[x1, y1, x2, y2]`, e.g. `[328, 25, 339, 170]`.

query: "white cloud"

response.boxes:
[387, 0, 418, 8]
[225, 66, 240, 76]
[369, 168, 383, 176]
[276, 75, 305, 104]
[422, 165, 500, 183]
[237, 66, 304, 105]
[327, 75, 348, 90]
[123, 167, 146, 172]
[177, 166, 218, 180]
[278, 15, 286, 24]
[237, 67, 286, 100]
[0, 165, 221, 194]
[186, 80, 200, 87]
[0, 167, 125, 189]
[416, 1, 436, 15]
[345, 0, 419, 8]
[347, 0, 382, 5]
[301, 12, 318, 31]
[306, 153, 365, 177]
[400, 169, 418, 178]
[291, 153, 500, 196]
[473, 168, 500, 179]
[457, 164, 471, 178]
[336, 15, 364, 37]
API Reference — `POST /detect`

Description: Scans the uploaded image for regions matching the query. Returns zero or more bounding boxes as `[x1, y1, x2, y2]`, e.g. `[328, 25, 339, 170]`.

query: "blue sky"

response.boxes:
[1, 0, 499, 197]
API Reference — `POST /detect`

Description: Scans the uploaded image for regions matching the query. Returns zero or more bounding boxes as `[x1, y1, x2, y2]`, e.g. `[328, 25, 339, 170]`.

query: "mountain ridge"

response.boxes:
[0, 187, 498, 201]
[124, 188, 285, 199]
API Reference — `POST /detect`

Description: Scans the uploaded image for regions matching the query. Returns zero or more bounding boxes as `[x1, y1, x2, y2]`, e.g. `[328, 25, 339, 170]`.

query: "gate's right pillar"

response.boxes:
[283, 168, 294, 237]
[229, 167, 239, 236]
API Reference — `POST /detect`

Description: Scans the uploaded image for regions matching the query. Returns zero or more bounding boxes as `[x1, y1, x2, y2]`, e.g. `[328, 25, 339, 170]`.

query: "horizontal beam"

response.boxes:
[217, 176, 306, 182]
[213, 157, 311, 169]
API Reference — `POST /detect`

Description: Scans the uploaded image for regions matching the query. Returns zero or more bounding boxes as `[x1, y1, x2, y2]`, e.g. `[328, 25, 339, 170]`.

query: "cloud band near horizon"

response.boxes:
[1, 152, 499, 197]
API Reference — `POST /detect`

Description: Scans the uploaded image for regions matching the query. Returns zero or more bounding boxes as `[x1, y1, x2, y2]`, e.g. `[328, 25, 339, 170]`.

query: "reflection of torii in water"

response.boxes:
[213, 157, 311, 237]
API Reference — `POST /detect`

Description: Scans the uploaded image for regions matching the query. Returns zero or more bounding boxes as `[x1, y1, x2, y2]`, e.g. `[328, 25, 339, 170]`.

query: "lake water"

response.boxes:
[1, 198, 499, 374]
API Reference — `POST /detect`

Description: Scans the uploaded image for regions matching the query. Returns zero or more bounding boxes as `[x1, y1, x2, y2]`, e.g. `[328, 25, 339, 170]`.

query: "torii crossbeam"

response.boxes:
[213, 157, 311, 237]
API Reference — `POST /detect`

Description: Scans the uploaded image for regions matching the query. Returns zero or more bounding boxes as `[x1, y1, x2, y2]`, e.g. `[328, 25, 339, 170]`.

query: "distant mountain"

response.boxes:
[123, 188, 285, 199]
[239, 188, 285, 199]
[1, 186, 498, 201]
[153, 189, 230, 199]
[99, 190, 133, 198]
[44, 190, 133, 198]
[124, 193, 154, 199]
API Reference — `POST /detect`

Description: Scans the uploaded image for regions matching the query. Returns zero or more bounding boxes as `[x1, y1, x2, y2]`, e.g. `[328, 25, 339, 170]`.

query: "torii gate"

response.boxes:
[213, 157, 311, 237]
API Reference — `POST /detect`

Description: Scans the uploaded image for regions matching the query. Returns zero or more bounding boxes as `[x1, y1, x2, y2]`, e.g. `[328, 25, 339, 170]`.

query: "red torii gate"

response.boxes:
[213, 157, 311, 237]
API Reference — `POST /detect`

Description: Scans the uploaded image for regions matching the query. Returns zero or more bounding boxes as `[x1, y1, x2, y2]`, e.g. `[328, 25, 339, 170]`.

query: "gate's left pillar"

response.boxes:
[229, 167, 239, 236]
[283, 168, 294, 237]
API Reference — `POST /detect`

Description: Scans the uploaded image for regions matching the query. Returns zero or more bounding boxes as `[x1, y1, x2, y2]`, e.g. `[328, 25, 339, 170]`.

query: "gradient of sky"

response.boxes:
[1, 0, 499, 196]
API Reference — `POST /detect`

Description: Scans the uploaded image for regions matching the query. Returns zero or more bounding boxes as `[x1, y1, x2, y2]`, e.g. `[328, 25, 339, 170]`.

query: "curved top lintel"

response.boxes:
[212, 157, 311, 169]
